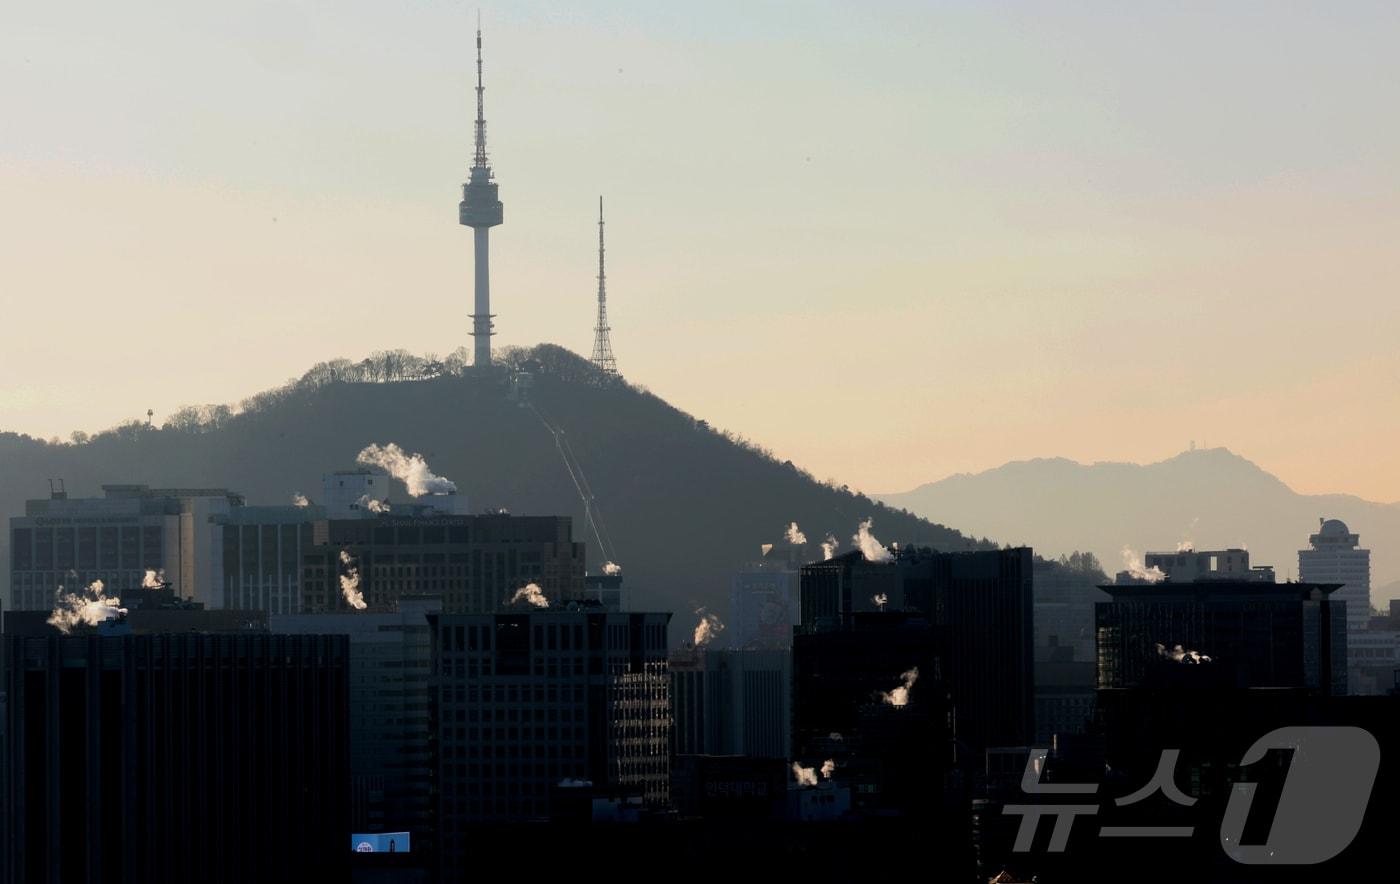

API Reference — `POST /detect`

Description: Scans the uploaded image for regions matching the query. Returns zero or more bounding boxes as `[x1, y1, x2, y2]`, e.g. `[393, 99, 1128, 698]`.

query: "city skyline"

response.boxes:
[3, 2, 1399, 502]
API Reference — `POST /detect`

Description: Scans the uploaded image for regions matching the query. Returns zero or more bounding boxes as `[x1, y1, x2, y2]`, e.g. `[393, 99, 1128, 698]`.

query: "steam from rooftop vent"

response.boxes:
[1176, 540, 1193, 552]
[356, 442, 458, 496]
[292, 492, 310, 507]
[509, 583, 549, 608]
[1155, 642, 1212, 664]
[1121, 546, 1166, 583]
[785, 522, 807, 545]
[339, 550, 367, 610]
[880, 667, 919, 707]
[47, 580, 126, 634]
[820, 759, 836, 780]
[141, 568, 165, 589]
[357, 495, 391, 514]
[791, 762, 818, 787]
[872, 593, 888, 611]
[760, 543, 774, 557]
[853, 518, 892, 563]
[694, 608, 725, 647]
[601, 561, 622, 576]
[821, 533, 839, 561]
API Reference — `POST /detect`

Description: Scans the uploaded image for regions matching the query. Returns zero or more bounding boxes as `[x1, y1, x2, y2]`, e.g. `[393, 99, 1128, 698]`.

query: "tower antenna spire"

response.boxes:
[591, 196, 618, 375]
[473, 15, 488, 169]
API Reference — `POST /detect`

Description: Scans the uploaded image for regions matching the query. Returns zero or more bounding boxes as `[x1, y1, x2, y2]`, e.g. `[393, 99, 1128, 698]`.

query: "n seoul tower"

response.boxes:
[459, 23, 504, 368]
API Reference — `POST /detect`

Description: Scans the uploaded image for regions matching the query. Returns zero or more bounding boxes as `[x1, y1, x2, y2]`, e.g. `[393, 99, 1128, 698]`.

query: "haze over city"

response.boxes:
[4, 1, 1398, 500]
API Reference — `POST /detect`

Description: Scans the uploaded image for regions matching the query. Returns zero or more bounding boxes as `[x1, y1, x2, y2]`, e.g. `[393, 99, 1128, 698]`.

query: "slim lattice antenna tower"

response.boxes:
[590, 196, 618, 374]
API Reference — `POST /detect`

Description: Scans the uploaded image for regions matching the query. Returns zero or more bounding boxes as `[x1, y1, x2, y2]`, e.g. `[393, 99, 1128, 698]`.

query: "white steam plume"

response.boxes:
[292, 492, 310, 507]
[1176, 540, 1194, 552]
[872, 593, 888, 610]
[880, 667, 919, 707]
[791, 762, 818, 787]
[356, 442, 458, 496]
[509, 583, 550, 608]
[1121, 546, 1166, 583]
[1155, 642, 1212, 664]
[820, 759, 836, 780]
[785, 522, 807, 545]
[821, 533, 839, 561]
[339, 550, 367, 610]
[601, 561, 622, 576]
[853, 518, 892, 563]
[141, 568, 166, 589]
[357, 495, 391, 514]
[693, 608, 725, 647]
[48, 580, 126, 634]
[760, 543, 774, 557]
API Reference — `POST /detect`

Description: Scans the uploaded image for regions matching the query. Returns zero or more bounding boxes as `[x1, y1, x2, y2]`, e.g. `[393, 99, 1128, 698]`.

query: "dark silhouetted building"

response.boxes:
[671, 754, 787, 820]
[2, 627, 349, 883]
[791, 611, 952, 816]
[800, 546, 1034, 751]
[429, 606, 670, 872]
[1033, 660, 1096, 744]
[273, 597, 440, 862]
[1030, 559, 1106, 744]
[1095, 579, 1346, 694]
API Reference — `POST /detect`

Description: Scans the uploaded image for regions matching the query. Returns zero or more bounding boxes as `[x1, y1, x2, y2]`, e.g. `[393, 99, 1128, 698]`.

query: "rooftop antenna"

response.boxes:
[590, 196, 618, 375]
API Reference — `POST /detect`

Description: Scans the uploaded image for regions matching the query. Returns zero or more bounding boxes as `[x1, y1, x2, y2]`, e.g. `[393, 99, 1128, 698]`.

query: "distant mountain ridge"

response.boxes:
[879, 448, 1400, 602]
[0, 344, 993, 642]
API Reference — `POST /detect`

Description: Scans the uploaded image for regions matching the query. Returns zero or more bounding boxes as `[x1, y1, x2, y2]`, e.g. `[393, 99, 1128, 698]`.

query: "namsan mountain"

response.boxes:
[0, 344, 994, 641]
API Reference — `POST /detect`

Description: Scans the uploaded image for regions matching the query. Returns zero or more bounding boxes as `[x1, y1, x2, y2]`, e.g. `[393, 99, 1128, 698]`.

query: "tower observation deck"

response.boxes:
[459, 25, 504, 368]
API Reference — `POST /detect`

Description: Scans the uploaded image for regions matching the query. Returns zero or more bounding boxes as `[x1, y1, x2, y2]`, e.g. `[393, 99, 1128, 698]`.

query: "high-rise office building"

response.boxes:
[800, 546, 1034, 751]
[1030, 559, 1106, 742]
[302, 512, 585, 613]
[798, 550, 901, 628]
[2, 628, 350, 883]
[1032, 557, 1109, 664]
[213, 504, 322, 613]
[791, 611, 953, 816]
[729, 552, 801, 650]
[1299, 518, 1373, 691]
[1095, 579, 1347, 694]
[272, 597, 441, 855]
[8, 484, 243, 611]
[670, 648, 790, 758]
[429, 606, 670, 867]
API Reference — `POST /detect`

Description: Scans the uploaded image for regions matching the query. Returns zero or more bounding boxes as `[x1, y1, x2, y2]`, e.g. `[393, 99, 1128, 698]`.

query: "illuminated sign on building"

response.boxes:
[351, 832, 411, 853]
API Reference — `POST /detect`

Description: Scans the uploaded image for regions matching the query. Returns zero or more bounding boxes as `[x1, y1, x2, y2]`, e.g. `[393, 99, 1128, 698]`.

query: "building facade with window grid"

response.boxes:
[300, 513, 586, 613]
[429, 608, 670, 870]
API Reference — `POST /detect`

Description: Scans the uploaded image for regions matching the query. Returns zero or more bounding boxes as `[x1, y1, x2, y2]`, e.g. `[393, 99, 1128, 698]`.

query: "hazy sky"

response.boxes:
[3, 1, 1398, 501]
